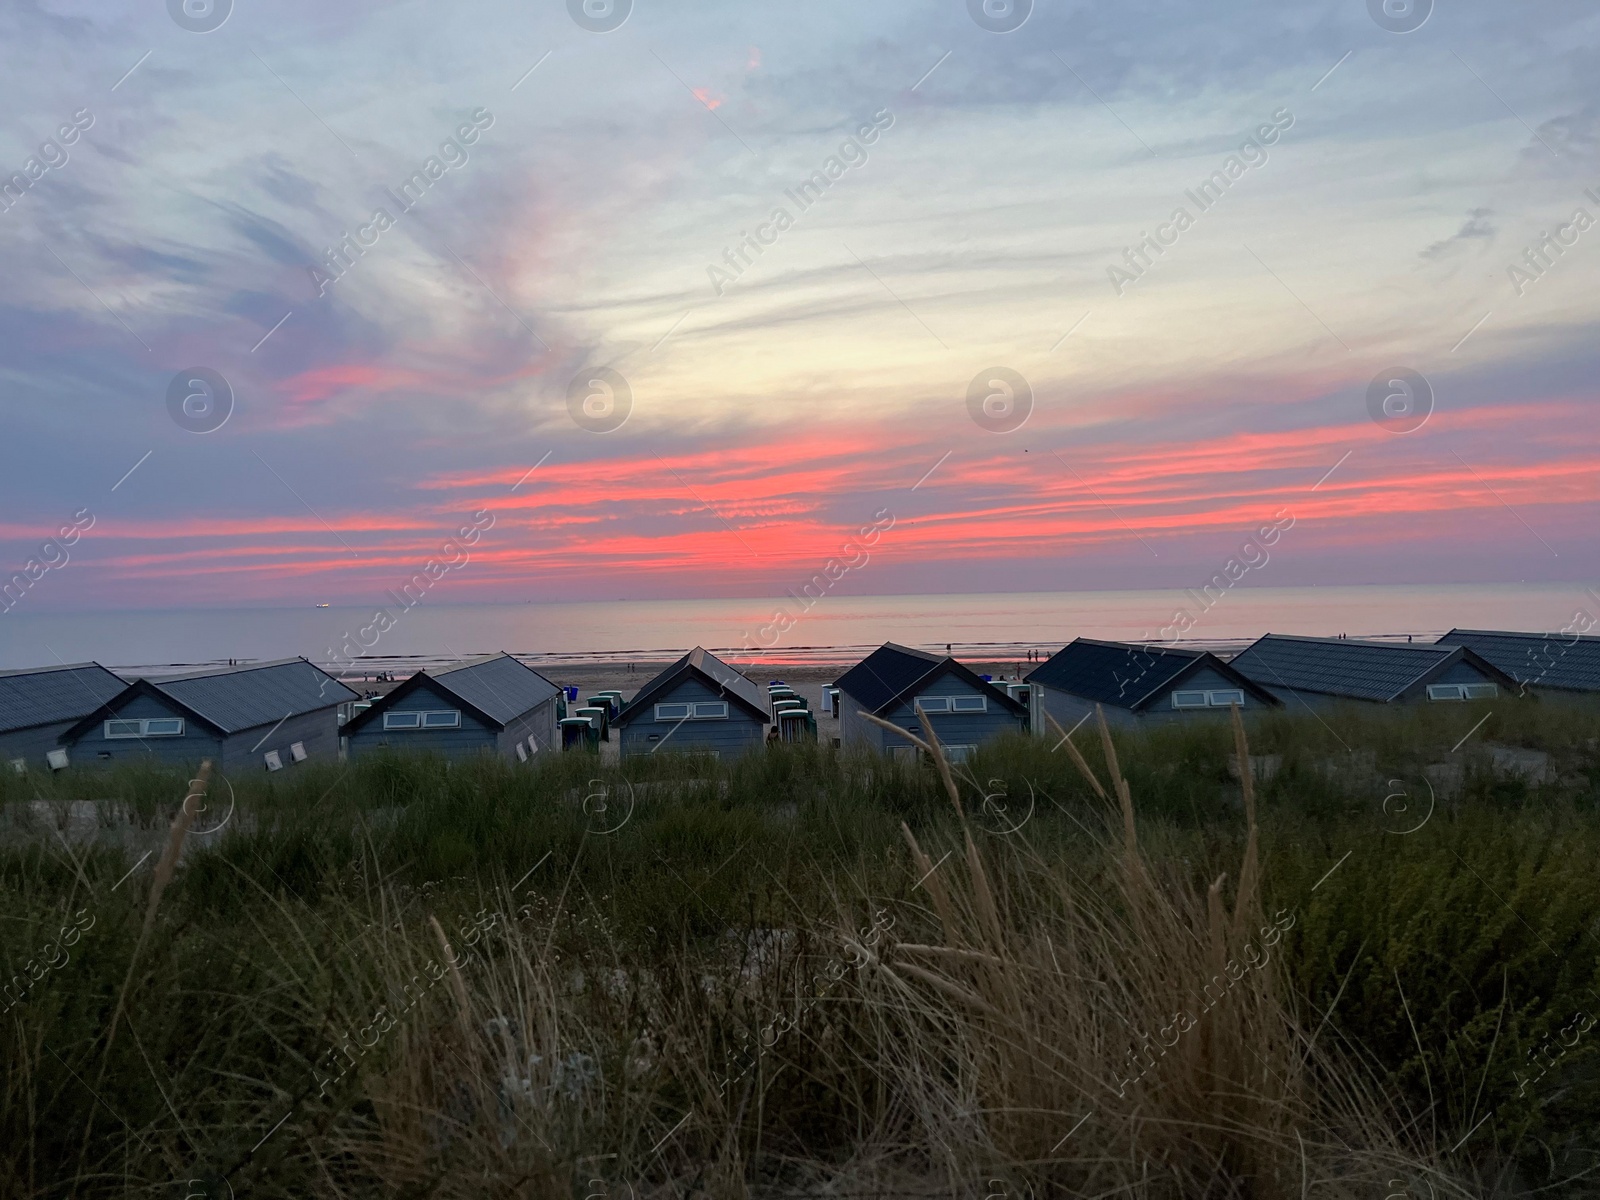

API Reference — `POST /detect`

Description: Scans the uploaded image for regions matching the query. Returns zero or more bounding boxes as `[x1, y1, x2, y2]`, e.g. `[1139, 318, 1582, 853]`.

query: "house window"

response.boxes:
[264, 750, 283, 771]
[46, 749, 68, 770]
[950, 696, 987, 713]
[105, 717, 185, 738]
[8, 758, 24, 775]
[384, 710, 461, 730]
[289, 742, 308, 763]
[1171, 690, 1244, 709]
[655, 701, 727, 720]
[945, 744, 978, 763]
[1429, 683, 1497, 701]
[917, 697, 951, 713]
[515, 742, 528, 762]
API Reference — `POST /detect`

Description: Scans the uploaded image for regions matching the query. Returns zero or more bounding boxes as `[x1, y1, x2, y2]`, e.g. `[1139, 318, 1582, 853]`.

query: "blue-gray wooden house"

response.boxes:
[1228, 634, 1517, 709]
[0, 663, 126, 772]
[614, 647, 768, 759]
[59, 658, 357, 770]
[1025, 638, 1279, 731]
[835, 643, 1027, 762]
[341, 653, 560, 762]
[1435, 628, 1600, 697]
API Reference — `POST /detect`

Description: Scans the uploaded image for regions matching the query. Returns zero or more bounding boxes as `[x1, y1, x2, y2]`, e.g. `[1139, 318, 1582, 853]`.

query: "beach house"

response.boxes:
[834, 643, 1027, 762]
[58, 658, 357, 770]
[0, 662, 126, 773]
[342, 653, 560, 762]
[613, 647, 768, 759]
[1228, 634, 1517, 709]
[1435, 628, 1600, 697]
[1025, 638, 1279, 732]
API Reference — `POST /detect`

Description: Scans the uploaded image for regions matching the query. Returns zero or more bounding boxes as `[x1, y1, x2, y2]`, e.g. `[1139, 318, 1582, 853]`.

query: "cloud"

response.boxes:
[1420, 207, 1497, 260]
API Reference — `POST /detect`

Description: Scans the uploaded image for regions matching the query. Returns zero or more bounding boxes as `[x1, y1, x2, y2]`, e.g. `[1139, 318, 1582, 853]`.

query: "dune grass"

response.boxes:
[1, 701, 1597, 1197]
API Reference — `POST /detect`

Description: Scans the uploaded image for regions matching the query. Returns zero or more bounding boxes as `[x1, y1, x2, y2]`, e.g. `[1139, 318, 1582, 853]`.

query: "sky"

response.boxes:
[1, 0, 1597, 616]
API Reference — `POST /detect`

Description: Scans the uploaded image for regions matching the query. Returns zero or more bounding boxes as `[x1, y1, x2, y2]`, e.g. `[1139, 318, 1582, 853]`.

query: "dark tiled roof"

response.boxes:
[1025, 639, 1276, 711]
[1437, 629, 1600, 693]
[147, 658, 358, 733]
[1026, 639, 1203, 709]
[834, 643, 1028, 717]
[0, 663, 125, 733]
[615, 647, 768, 725]
[1230, 634, 1454, 702]
[432, 654, 560, 724]
[833, 643, 943, 712]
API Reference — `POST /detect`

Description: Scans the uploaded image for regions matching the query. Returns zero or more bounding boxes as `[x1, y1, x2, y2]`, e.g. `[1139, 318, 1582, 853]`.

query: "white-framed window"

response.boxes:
[945, 744, 978, 763]
[289, 741, 307, 763]
[1172, 689, 1245, 709]
[1428, 682, 1497, 702]
[515, 742, 528, 762]
[9, 757, 25, 775]
[46, 749, 68, 770]
[383, 709, 461, 730]
[654, 700, 728, 721]
[264, 750, 283, 771]
[527, 736, 539, 755]
[917, 697, 951, 713]
[950, 695, 987, 713]
[105, 717, 185, 738]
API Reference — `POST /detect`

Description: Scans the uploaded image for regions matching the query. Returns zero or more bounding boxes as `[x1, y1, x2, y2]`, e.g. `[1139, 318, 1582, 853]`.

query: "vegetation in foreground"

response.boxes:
[1, 699, 1598, 1198]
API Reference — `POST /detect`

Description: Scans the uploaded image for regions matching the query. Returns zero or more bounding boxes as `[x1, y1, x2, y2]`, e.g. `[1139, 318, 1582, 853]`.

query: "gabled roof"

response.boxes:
[342, 653, 558, 735]
[0, 663, 126, 734]
[834, 642, 1027, 717]
[431, 654, 560, 723]
[614, 647, 768, 725]
[1436, 629, 1600, 693]
[1229, 634, 1515, 702]
[61, 658, 357, 741]
[1025, 638, 1278, 711]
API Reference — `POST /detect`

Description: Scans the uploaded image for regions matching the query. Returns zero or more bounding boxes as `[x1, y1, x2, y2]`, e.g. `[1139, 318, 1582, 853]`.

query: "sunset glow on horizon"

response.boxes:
[2, 0, 1596, 616]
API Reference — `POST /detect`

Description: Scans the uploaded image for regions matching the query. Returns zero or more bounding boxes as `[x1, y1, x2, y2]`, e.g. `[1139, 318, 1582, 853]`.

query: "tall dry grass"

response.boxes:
[294, 708, 1457, 1198]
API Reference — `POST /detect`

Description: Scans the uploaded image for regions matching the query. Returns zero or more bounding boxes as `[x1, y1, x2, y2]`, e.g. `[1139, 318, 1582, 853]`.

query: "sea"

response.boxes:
[1, 582, 1592, 676]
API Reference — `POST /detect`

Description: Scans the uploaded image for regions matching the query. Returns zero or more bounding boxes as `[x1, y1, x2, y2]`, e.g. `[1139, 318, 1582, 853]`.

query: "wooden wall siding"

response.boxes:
[346, 680, 499, 760]
[1391, 657, 1500, 703]
[220, 708, 343, 772]
[842, 668, 1025, 755]
[1037, 686, 1139, 731]
[496, 697, 558, 759]
[1429, 658, 1500, 687]
[66, 691, 224, 766]
[0, 719, 82, 770]
[619, 676, 765, 759]
[838, 700, 886, 753]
